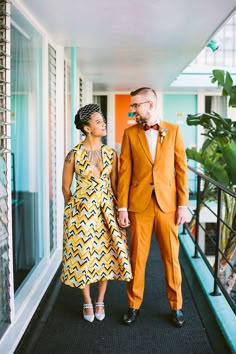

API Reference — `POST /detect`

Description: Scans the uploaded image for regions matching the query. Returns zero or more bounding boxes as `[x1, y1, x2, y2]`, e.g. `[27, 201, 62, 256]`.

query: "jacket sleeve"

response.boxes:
[174, 126, 189, 206]
[117, 130, 132, 209]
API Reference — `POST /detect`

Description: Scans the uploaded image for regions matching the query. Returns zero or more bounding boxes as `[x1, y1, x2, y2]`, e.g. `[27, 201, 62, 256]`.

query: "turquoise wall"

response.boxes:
[11, 94, 29, 191]
[163, 94, 198, 194]
[163, 94, 197, 149]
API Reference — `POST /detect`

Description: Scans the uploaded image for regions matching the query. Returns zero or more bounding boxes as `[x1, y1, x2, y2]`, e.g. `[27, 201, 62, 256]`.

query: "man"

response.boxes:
[117, 87, 189, 327]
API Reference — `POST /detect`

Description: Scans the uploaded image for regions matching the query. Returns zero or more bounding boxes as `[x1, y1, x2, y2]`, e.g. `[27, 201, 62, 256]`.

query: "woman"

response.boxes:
[61, 103, 132, 323]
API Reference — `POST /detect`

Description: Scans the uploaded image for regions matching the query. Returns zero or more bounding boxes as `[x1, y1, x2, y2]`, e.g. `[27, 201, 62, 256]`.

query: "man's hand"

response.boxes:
[175, 207, 188, 226]
[117, 210, 130, 228]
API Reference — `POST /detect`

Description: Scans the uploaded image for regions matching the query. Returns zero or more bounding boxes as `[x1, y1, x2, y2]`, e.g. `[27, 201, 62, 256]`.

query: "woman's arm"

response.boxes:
[110, 150, 118, 198]
[62, 150, 75, 204]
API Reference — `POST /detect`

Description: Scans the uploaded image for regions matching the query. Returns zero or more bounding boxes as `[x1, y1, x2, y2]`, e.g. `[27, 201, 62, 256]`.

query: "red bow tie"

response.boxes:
[144, 123, 159, 131]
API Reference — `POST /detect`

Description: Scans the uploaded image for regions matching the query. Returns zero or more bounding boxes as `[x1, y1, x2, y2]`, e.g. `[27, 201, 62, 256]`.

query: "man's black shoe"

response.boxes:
[171, 309, 185, 327]
[123, 308, 139, 325]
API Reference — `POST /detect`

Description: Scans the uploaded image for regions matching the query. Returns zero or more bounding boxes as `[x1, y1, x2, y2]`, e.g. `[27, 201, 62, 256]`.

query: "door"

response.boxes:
[163, 94, 198, 196]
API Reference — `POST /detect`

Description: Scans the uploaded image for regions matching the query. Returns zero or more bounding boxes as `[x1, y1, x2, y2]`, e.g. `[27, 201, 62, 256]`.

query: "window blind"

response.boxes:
[0, 0, 11, 336]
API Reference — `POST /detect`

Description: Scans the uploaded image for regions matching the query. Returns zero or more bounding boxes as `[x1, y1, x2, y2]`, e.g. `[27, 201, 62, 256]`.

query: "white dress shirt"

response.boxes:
[144, 125, 159, 161]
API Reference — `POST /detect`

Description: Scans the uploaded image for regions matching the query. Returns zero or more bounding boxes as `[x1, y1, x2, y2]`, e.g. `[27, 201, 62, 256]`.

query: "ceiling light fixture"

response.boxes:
[206, 39, 221, 52]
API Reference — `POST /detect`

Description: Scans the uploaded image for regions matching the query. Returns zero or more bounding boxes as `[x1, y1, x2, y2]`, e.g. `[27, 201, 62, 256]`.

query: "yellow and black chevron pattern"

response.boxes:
[61, 143, 132, 288]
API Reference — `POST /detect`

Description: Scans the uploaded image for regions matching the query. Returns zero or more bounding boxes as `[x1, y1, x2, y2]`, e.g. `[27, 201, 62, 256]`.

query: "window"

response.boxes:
[48, 44, 57, 253]
[11, 5, 43, 292]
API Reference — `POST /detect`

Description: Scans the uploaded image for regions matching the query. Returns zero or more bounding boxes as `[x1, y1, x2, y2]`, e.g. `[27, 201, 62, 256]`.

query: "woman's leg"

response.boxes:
[96, 280, 108, 314]
[81, 284, 93, 315]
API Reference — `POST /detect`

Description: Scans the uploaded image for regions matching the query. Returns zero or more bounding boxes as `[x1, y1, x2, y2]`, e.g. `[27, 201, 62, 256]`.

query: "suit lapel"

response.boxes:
[154, 122, 167, 165]
[154, 133, 162, 165]
[137, 124, 153, 164]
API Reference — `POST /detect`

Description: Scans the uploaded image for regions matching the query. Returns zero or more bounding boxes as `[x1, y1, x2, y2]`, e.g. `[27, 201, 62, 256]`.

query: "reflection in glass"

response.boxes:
[11, 6, 43, 292]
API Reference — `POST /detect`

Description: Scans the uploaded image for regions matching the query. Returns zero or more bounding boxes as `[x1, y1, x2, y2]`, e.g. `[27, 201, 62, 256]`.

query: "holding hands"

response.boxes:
[117, 210, 130, 228]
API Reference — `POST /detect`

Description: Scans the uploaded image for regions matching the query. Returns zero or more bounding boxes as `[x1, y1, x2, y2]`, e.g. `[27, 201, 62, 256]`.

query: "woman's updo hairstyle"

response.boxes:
[74, 103, 102, 134]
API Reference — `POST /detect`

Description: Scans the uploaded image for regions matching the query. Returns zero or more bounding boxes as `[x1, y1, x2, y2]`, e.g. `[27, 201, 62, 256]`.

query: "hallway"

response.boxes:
[15, 236, 225, 354]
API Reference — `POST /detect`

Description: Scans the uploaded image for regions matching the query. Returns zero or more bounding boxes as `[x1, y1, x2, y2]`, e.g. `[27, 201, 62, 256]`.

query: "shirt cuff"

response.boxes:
[178, 206, 187, 208]
[118, 208, 128, 211]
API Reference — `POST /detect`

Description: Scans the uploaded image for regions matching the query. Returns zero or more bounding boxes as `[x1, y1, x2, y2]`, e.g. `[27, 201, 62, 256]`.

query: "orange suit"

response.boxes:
[117, 121, 189, 310]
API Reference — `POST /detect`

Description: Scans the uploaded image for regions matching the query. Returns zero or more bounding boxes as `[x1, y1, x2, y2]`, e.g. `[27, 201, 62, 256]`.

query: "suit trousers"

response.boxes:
[127, 194, 183, 310]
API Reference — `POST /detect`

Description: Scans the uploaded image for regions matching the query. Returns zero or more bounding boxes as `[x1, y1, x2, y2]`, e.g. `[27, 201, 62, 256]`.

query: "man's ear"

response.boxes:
[149, 100, 154, 109]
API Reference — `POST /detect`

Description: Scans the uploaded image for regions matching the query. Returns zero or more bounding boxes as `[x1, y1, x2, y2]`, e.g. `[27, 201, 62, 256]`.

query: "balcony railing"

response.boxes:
[183, 166, 236, 315]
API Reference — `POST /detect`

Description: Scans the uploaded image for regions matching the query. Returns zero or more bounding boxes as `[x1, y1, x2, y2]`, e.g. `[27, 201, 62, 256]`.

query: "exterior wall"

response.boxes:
[0, 2, 64, 352]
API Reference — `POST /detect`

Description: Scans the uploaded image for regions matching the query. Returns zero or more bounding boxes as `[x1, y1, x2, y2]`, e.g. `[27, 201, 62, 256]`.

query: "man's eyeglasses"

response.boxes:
[129, 101, 149, 109]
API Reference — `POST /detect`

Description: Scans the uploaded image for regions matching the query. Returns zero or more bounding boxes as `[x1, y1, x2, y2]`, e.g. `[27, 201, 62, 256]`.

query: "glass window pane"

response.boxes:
[11, 5, 44, 293]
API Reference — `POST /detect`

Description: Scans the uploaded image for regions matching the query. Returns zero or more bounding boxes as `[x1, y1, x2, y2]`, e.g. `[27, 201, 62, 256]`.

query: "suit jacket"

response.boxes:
[117, 121, 189, 213]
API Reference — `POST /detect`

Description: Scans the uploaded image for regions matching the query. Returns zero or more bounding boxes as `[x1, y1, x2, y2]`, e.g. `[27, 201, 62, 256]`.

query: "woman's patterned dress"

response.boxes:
[61, 143, 132, 288]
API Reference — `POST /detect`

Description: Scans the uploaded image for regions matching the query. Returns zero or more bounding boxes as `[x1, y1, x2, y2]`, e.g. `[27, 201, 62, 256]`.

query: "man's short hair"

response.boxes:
[130, 87, 157, 98]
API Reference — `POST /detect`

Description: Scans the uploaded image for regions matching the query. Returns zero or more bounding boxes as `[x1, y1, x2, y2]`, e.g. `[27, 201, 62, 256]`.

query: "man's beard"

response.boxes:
[135, 114, 147, 124]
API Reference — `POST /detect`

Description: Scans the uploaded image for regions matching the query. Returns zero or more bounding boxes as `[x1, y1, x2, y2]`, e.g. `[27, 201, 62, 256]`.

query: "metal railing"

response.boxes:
[182, 166, 236, 315]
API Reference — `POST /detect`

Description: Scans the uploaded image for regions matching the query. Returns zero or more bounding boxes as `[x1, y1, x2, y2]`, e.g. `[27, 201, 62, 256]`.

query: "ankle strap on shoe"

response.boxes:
[83, 303, 93, 309]
[95, 302, 104, 307]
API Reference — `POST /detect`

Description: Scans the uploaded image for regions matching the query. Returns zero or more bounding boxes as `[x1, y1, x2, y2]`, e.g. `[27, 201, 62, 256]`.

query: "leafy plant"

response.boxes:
[211, 69, 236, 107]
[186, 69, 236, 293]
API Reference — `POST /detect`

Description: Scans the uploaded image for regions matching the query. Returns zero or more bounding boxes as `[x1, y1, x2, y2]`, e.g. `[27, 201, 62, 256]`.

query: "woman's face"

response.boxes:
[88, 112, 107, 137]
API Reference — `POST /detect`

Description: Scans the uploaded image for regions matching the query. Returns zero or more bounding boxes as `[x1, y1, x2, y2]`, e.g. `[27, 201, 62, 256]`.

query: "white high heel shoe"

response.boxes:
[95, 302, 105, 321]
[83, 303, 94, 322]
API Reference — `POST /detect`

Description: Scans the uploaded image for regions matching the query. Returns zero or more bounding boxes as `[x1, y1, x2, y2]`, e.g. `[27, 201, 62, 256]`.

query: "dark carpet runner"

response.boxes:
[16, 236, 215, 354]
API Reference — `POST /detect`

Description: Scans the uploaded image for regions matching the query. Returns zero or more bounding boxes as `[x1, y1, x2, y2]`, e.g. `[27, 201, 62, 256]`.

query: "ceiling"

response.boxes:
[17, 0, 236, 92]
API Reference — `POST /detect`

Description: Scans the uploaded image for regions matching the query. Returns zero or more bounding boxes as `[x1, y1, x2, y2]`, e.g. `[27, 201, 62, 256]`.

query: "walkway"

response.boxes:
[15, 236, 220, 354]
